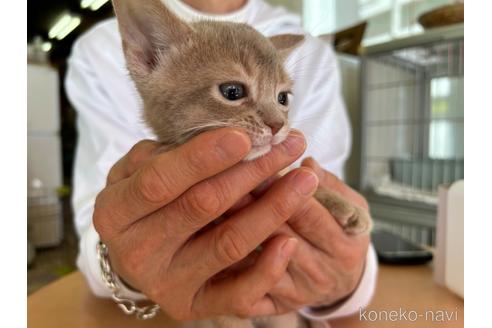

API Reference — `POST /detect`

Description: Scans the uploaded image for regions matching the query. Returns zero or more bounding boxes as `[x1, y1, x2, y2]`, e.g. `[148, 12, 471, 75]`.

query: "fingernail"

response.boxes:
[308, 158, 323, 179]
[282, 132, 306, 157]
[281, 238, 298, 258]
[294, 170, 318, 196]
[216, 130, 251, 159]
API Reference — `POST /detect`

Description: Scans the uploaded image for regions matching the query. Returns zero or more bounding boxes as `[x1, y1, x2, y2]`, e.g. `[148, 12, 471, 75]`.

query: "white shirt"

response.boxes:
[65, 0, 377, 323]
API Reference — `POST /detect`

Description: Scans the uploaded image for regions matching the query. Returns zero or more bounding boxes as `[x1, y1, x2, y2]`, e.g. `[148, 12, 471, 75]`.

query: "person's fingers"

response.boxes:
[106, 140, 160, 186]
[268, 224, 334, 304]
[301, 157, 368, 209]
[251, 174, 281, 198]
[93, 128, 251, 238]
[182, 168, 318, 281]
[195, 235, 297, 318]
[225, 194, 255, 216]
[135, 130, 307, 239]
[269, 223, 365, 309]
[290, 196, 370, 264]
[288, 198, 348, 252]
[301, 157, 339, 191]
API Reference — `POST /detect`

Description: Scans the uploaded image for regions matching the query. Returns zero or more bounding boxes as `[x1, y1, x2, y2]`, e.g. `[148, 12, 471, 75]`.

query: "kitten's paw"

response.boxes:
[342, 206, 372, 235]
[314, 189, 372, 235]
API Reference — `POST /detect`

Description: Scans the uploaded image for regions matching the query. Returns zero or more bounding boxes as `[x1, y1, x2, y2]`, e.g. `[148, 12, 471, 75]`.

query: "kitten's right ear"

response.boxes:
[269, 34, 305, 60]
[112, 0, 192, 79]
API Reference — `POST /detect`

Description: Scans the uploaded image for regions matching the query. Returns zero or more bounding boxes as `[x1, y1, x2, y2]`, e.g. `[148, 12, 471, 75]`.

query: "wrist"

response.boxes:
[309, 293, 352, 313]
[106, 246, 143, 294]
[310, 259, 366, 310]
[97, 241, 159, 319]
[299, 245, 378, 321]
[117, 274, 142, 294]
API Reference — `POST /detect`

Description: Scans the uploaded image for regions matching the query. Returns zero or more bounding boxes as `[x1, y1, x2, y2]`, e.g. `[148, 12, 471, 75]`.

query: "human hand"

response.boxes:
[266, 157, 370, 311]
[226, 157, 371, 313]
[93, 128, 319, 320]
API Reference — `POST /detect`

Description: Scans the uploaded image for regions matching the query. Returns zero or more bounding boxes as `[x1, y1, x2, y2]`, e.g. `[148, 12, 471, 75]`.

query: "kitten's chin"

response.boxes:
[243, 145, 272, 161]
[243, 128, 290, 162]
[272, 126, 290, 145]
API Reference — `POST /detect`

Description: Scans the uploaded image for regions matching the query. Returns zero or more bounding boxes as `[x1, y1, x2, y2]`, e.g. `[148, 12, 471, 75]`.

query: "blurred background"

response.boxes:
[27, 0, 464, 295]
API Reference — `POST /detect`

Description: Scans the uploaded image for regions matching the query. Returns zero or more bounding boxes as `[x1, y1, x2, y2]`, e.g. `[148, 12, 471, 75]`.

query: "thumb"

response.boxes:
[301, 157, 324, 181]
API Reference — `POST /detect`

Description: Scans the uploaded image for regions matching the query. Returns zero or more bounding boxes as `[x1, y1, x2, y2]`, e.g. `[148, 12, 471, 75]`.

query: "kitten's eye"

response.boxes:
[278, 91, 290, 106]
[219, 83, 246, 101]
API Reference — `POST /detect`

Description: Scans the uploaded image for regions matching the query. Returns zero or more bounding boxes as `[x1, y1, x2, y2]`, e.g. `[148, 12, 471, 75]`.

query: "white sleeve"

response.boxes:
[287, 35, 352, 179]
[65, 38, 147, 300]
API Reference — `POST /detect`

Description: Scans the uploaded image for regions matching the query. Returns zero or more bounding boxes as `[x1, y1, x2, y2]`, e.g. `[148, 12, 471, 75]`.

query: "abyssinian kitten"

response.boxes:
[111, 0, 372, 327]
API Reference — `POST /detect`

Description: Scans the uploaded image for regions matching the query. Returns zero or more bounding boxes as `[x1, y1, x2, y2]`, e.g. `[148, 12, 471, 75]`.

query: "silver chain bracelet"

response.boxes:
[96, 241, 160, 320]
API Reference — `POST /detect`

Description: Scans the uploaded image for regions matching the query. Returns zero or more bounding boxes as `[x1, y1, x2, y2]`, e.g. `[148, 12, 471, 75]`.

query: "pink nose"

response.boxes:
[266, 121, 284, 136]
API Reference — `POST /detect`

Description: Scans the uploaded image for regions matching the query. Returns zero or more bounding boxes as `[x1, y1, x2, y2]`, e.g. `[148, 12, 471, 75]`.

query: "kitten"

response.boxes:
[111, 0, 372, 327]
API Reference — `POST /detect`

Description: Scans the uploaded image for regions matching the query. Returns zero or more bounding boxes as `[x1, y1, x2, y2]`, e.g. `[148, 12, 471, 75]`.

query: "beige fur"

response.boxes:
[112, 0, 372, 327]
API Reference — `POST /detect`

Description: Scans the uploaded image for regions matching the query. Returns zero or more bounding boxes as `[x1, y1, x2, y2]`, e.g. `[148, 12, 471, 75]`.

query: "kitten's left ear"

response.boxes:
[112, 0, 193, 81]
[268, 34, 305, 59]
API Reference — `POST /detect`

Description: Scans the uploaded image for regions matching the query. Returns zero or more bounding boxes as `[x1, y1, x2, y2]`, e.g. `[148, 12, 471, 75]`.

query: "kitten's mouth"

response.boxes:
[243, 127, 290, 161]
[244, 144, 273, 161]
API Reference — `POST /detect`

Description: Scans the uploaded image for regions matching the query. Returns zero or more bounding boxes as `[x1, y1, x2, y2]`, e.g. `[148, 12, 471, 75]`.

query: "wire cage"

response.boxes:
[360, 24, 463, 246]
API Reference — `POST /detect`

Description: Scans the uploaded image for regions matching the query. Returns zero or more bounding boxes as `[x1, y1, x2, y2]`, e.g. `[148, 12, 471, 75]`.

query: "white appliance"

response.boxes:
[27, 64, 63, 188]
[27, 64, 64, 248]
[434, 180, 464, 298]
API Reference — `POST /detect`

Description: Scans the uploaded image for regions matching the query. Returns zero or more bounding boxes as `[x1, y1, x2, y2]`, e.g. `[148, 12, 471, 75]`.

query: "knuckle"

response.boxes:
[214, 225, 248, 265]
[106, 165, 119, 185]
[233, 298, 253, 318]
[270, 197, 295, 220]
[136, 162, 175, 203]
[126, 140, 154, 167]
[181, 181, 223, 221]
[264, 265, 284, 285]
[235, 308, 252, 319]
[92, 193, 113, 238]
[340, 248, 362, 271]
[132, 139, 154, 154]
[128, 142, 144, 164]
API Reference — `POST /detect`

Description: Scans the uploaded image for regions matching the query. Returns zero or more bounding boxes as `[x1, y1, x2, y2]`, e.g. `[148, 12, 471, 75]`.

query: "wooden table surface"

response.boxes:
[28, 264, 463, 328]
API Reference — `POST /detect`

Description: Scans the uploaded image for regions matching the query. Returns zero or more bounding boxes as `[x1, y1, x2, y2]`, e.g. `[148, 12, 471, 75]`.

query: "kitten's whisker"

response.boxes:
[179, 120, 233, 135]
[285, 48, 324, 71]
[290, 66, 335, 74]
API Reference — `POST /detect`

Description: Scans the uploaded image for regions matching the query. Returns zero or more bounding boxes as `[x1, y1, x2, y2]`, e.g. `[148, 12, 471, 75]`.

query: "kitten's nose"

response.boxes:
[266, 121, 284, 136]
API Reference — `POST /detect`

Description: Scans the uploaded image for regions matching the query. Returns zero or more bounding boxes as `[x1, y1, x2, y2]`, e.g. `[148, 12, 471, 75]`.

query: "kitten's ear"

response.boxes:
[268, 34, 305, 59]
[112, 0, 192, 79]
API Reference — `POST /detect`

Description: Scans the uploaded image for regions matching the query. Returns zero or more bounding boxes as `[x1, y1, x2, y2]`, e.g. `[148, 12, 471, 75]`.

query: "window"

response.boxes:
[428, 77, 464, 159]
[303, 0, 456, 45]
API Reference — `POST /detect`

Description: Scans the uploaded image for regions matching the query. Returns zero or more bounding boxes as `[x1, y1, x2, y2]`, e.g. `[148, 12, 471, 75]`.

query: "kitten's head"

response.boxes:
[113, 0, 304, 160]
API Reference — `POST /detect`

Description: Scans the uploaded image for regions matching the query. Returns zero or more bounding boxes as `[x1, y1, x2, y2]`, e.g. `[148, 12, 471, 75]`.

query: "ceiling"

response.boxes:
[28, 0, 114, 62]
